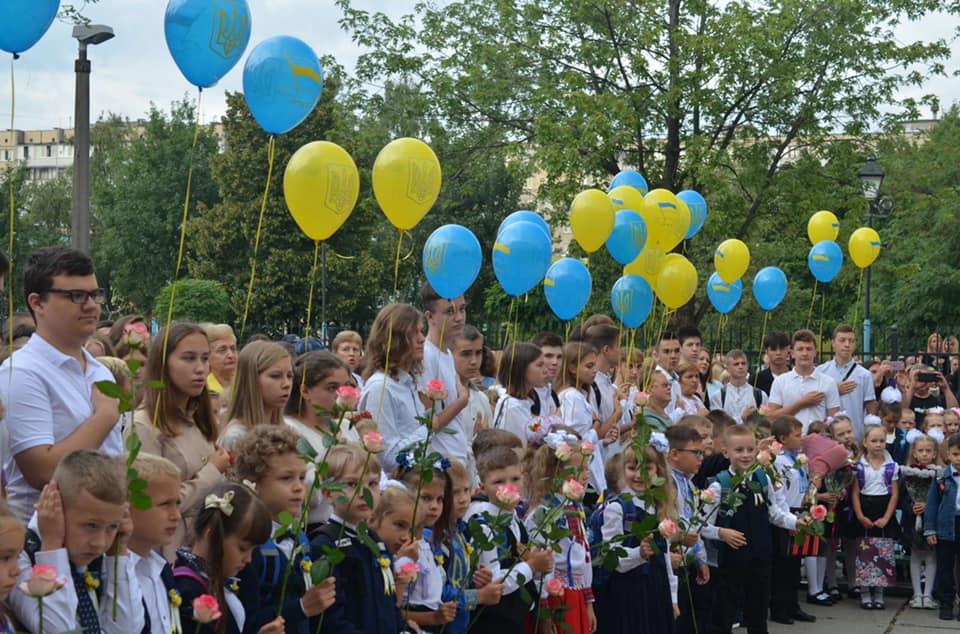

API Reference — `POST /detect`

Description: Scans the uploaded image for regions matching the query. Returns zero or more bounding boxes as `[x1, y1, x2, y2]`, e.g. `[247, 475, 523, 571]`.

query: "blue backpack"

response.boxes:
[588, 494, 637, 588]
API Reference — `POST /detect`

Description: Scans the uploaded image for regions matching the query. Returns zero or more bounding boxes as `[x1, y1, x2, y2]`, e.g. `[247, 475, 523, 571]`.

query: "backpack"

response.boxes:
[588, 494, 637, 588]
[254, 532, 311, 603]
[719, 385, 763, 410]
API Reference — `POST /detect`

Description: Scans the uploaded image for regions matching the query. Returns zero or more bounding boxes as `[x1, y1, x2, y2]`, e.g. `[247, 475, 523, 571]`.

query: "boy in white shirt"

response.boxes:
[451, 326, 493, 483]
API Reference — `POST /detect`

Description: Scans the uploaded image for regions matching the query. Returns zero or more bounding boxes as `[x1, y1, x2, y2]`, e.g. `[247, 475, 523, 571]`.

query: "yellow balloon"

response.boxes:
[849, 227, 881, 268]
[608, 185, 645, 213]
[372, 138, 442, 230]
[641, 189, 691, 251]
[808, 210, 840, 245]
[624, 246, 665, 286]
[714, 239, 750, 284]
[655, 253, 698, 309]
[569, 189, 615, 253]
[283, 141, 359, 241]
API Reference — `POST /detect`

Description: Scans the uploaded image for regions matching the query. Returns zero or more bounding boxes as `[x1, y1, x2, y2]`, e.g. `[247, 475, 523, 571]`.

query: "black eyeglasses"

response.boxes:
[676, 448, 705, 459]
[47, 288, 107, 305]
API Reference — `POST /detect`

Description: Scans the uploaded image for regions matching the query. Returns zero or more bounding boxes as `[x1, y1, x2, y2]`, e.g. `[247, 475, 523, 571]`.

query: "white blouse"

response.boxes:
[858, 457, 899, 495]
[492, 395, 536, 446]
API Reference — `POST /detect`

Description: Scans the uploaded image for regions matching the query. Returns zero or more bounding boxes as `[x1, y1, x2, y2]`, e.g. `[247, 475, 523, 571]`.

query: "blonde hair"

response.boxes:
[909, 435, 943, 466]
[373, 485, 418, 525]
[225, 341, 290, 429]
[525, 426, 583, 505]
[230, 425, 301, 483]
[676, 360, 698, 379]
[202, 323, 236, 345]
[623, 444, 677, 521]
[332, 330, 362, 351]
[326, 443, 380, 481]
[447, 459, 469, 485]
[53, 450, 126, 507]
[130, 453, 181, 484]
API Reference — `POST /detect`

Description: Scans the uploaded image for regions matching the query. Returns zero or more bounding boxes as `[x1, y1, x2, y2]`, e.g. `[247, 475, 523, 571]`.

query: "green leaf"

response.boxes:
[362, 487, 374, 509]
[130, 491, 153, 511]
[297, 437, 318, 460]
[94, 381, 125, 399]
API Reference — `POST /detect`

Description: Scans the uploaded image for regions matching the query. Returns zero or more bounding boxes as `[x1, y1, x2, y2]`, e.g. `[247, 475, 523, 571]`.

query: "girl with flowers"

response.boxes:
[524, 430, 596, 634]
[899, 429, 943, 609]
[593, 439, 679, 634]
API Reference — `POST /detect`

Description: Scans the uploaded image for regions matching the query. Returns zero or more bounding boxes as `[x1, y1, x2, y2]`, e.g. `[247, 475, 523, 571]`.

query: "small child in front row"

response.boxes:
[128, 453, 184, 634]
[394, 461, 458, 632]
[466, 445, 554, 634]
[827, 414, 859, 598]
[850, 422, 900, 610]
[311, 443, 404, 634]
[707, 425, 805, 634]
[0, 501, 25, 633]
[924, 432, 960, 620]
[231, 425, 337, 632]
[10, 449, 145, 634]
[899, 430, 943, 609]
[525, 430, 595, 634]
[176, 482, 281, 634]
[593, 441, 679, 633]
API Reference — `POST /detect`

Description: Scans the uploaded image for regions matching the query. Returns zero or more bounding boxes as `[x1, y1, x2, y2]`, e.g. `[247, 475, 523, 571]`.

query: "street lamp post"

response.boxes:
[857, 156, 892, 360]
[71, 24, 114, 255]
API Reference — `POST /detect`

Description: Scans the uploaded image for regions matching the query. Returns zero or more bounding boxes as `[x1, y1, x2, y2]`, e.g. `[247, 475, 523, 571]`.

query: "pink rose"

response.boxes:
[555, 443, 574, 462]
[658, 518, 679, 540]
[335, 385, 361, 410]
[769, 440, 783, 455]
[796, 453, 808, 465]
[756, 450, 772, 465]
[192, 594, 222, 624]
[362, 431, 385, 453]
[425, 379, 448, 401]
[561, 478, 585, 501]
[699, 486, 718, 505]
[545, 578, 565, 597]
[759, 404, 774, 415]
[495, 483, 521, 508]
[19, 564, 63, 597]
[633, 391, 650, 407]
[396, 561, 420, 583]
[580, 441, 595, 456]
[810, 504, 828, 521]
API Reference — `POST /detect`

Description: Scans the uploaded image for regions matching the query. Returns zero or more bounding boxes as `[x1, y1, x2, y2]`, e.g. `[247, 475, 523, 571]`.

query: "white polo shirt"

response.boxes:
[420, 340, 468, 464]
[708, 382, 768, 423]
[816, 358, 875, 440]
[769, 368, 841, 433]
[0, 334, 122, 522]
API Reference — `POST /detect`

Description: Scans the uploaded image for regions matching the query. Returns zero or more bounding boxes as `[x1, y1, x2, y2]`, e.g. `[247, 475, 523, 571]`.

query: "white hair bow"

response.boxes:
[863, 414, 883, 427]
[204, 490, 235, 517]
[649, 432, 669, 455]
[907, 428, 945, 445]
[544, 430, 579, 450]
[880, 386, 902, 405]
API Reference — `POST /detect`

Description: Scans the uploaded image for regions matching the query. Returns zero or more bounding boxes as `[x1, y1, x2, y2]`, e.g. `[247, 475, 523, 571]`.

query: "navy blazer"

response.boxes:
[924, 469, 960, 540]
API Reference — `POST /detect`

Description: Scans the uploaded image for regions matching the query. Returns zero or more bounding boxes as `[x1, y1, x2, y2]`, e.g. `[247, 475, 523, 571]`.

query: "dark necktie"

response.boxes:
[71, 568, 100, 633]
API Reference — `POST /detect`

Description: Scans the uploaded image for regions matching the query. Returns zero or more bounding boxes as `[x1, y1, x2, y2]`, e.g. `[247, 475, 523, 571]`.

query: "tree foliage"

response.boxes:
[154, 278, 233, 325]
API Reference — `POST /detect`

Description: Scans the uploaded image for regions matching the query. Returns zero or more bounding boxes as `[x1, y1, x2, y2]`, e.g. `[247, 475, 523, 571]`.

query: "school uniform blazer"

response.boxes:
[924, 468, 960, 540]
[238, 533, 311, 633]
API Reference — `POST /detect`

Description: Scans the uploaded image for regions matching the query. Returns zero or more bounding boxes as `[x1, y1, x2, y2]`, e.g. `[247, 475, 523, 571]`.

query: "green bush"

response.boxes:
[153, 279, 233, 325]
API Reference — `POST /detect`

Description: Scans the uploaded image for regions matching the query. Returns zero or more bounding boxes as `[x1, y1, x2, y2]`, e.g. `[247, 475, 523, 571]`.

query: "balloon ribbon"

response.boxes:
[805, 280, 818, 330]
[240, 134, 277, 339]
[754, 312, 770, 388]
[7, 56, 16, 356]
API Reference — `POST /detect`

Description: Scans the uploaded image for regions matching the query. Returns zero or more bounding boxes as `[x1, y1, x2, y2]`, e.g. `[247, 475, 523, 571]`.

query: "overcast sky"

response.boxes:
[1, 1, 957, 131]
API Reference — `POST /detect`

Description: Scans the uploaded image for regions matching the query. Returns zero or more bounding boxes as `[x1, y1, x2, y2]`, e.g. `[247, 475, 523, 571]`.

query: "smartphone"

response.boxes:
[918, 371, 939, 383]
[888, 360, 904, 372]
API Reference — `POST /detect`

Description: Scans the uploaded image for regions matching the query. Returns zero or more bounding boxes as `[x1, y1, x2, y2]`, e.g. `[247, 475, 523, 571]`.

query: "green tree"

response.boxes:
[154, 279, 233, 325]
[90, 100, 222, 313]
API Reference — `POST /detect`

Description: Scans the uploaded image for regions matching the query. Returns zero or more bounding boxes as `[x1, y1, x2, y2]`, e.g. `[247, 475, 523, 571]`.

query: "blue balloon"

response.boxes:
[706, 272, 743, 315]
[611, 275, 654, 329]
[165, 0, 251, 88]
[497, 211, 551, 242]
[608, 170, 649, 195]
[493, 221, 552, 297]
[0, 0, 59, 54]
[422, 224, 482, 299]
[678, 190, 708, 239]
[605, 210, 647, 265]
[243, 36, 323, 135]
[544, 258, 591, 321]
[807, 240, 843, 283]
[753, 266, 788, 311]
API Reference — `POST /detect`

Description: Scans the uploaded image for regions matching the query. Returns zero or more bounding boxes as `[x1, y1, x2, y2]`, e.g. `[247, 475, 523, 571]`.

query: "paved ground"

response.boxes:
[765, 596, 957, 633]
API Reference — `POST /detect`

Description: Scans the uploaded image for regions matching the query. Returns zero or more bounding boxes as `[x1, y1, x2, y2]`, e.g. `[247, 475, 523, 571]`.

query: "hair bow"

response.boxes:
[649, 432, 668, 455]
[434, 457, 452, 471]
[395, 451, 417, 471]
[544, 430, 579, 450]
[380, 479, 408, 492]
[863, 414, 882, 427]
[825, 410, 849, 426]
[908, 427, 945, 445]
[927, 406, 945, 415]
[204, 490, 235, 517]
[880, 386, 902, 405]
[241, 479, 257, 492]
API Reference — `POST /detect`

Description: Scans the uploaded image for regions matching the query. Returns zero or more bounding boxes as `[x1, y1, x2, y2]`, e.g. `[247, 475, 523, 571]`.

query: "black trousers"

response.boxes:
[677, 564, 715, 634]
[769, 528, 801, 617]
[935, 519, 960, 603]
[717, 561, 772, 634]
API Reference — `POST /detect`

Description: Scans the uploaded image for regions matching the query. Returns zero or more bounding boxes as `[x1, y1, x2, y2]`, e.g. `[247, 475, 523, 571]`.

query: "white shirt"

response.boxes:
[464, 386, 492, 485]
[0, 334, 123, 521]
[670, 394, 705, 423]
[525, 501, 593, 594]
[133, 550, 173, 634]
[817, 359, 876, 440]
[708, 382, 768, 423]
[558, 388, 607, 493]
[773, 452, 807, 509]
[533, 385, 559, 418]
[405, 537, 446, 609]
[768, 369, 841, 433]
[492, 395, 535, 447]
[858, 457, 899, 495]
[656, 365, 682, 419]
[420, 340, 468, 464]
[593, 372, 617, 423]
[360, 369, 427, 471]
[465, 501, 536, 596]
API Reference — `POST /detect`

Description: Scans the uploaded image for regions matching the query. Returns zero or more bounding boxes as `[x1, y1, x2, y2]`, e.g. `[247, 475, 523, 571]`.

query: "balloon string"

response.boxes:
[154, 87, 203, 427]
[377, 314, 393, 424]
[7, 55, 15, 357]
[853, 268, 864, 336]
[754, 312, 770, 388]
[805, 280, 818, 330]
[240, 134, 277, 339]
[392, 229, 406, 295]
[298, 240, 322, 414]
[817, 289, 826, 357]
[560, 320, 571, 389]
[495, 299, 516, 384]
[330, 248, 356, 260]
